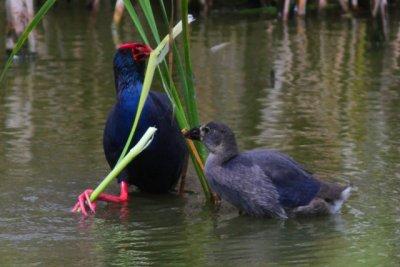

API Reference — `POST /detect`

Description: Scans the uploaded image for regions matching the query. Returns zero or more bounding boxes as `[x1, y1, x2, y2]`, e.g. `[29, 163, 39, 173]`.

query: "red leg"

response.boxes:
[71, 181, 129, 216]
[96, 181, 129, 203]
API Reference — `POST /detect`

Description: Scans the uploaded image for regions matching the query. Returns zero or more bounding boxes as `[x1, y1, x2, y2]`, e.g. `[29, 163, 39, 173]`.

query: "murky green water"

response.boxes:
[1, 2, 399, 266]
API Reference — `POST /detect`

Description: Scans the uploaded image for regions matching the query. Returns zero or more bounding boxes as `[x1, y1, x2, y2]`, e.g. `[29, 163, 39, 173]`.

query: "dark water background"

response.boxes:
[0, 2, 399, 266]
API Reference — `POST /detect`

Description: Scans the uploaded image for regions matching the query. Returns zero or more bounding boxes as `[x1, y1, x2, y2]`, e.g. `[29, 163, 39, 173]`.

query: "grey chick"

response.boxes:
[184, 122, 351, 219]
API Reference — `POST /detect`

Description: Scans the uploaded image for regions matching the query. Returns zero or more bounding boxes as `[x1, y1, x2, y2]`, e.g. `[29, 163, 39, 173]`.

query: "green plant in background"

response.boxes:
[0, 0, 214, 202]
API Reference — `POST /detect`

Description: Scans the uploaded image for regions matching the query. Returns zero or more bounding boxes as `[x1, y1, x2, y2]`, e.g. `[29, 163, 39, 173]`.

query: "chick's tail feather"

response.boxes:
[330, 186, 352, 214]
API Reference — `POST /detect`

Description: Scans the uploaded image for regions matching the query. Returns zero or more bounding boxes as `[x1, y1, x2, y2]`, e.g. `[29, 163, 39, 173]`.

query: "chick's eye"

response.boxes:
[203, 127, 210, 134]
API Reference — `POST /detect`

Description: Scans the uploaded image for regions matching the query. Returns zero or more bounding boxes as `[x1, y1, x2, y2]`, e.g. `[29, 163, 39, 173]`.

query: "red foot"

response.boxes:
[71, 181, 129, 216]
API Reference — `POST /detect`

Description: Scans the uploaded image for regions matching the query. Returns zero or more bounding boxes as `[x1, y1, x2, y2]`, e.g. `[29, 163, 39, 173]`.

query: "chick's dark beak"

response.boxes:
[183, 127, 201, 140]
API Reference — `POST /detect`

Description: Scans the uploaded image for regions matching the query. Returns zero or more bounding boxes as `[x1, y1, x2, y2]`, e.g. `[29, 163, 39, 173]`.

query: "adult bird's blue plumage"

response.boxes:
[72, 43, 188, 215]
[184, 122, 351, 219]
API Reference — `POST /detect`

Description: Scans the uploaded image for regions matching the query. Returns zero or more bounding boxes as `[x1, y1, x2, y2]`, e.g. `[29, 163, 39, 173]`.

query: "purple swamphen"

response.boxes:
[72, 43, 188, 215]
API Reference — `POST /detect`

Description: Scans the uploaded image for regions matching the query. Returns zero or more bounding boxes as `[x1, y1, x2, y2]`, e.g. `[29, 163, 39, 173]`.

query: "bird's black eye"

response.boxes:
[203, 127, 210, 134]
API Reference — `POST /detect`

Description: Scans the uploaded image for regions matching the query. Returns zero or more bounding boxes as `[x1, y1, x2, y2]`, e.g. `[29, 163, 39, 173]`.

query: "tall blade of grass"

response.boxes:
[156, 0, 212, 198]
[138, 0, 161, 43]
[122, 0, 177, 111]
[0, 0, 57, 83]
[123, 0, 176, 120]
[123, 0, 178, 118]
[136, 0, 177, 105]
[134, 3, 190, 124]
[158, 0, 191, 119]
[157, 0, 197, 126]
[181, 1, 206, 160]
[144, 3, 192, 124]
[181, 0, 201, 129]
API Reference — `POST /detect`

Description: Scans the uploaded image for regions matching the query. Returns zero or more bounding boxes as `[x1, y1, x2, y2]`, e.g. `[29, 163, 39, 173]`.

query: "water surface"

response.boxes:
[0, 2, 399, 266]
